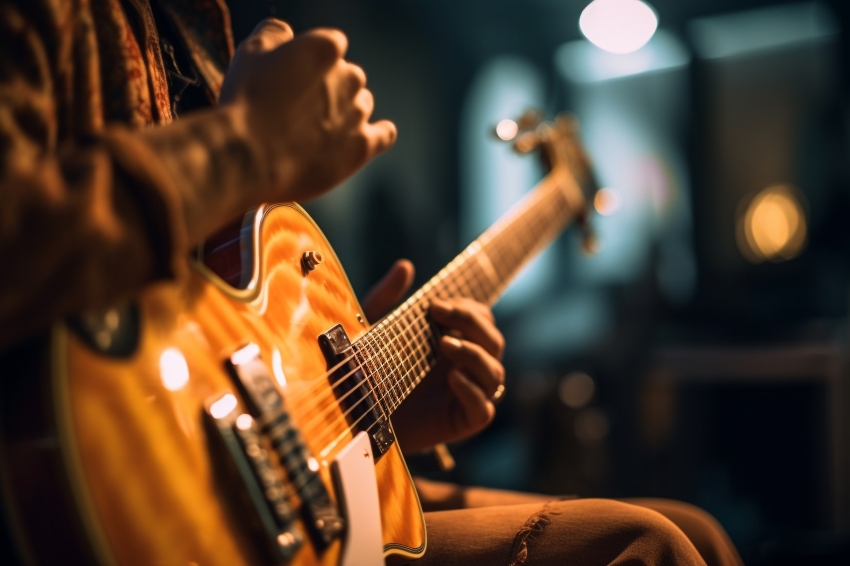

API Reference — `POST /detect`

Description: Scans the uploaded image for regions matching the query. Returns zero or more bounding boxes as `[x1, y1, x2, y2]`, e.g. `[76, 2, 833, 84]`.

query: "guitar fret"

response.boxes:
[387, 322, 403, 410]
[382, 319, 400, 412]
[401, 311, 417, 394]
[362, 336, 389, 416]
[374, 325, 394, 409]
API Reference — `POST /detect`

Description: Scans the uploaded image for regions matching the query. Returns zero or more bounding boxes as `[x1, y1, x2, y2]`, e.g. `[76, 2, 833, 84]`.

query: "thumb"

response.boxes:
[362, 259, 415, 322]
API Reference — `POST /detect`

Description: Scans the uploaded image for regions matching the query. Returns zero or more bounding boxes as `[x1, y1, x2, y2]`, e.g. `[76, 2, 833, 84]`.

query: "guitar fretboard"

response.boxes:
[353, 170, 583, 415]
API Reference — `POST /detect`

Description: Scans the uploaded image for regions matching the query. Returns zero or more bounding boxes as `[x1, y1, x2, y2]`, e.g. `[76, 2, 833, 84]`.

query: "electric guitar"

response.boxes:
[0, 113, 597, 565]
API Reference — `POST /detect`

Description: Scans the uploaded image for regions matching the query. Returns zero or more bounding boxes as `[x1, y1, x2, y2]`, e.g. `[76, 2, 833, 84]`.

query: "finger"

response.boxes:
[431, 300, 504, 359]
[274, 28, 348, 77]
[363, 119, 398, 158]
[242, 17, 294, 52]
[361, 259, 415, 321]
[447, 370, 495, 434]
[440, 336, 505, 397]
[348, 62, 367, 90]
[354, 88, 375, 121]
[463, 298, 496, 323]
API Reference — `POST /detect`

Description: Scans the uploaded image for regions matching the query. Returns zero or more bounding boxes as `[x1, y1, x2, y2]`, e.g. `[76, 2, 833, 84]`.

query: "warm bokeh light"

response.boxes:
[593, 187, 621, 216]
[159, 347, 189, 391]
[235, 413, 253, 431]
[495, 119, 519, 141]
[210, 394, 238, 420]
[738, 185, 807, 263]
[231, 342, 261, 366]
[580, 0, 659, 55]
[272, 348, 287, 388]
[574, 408, 610, 444]
[559, 371, 596, 409]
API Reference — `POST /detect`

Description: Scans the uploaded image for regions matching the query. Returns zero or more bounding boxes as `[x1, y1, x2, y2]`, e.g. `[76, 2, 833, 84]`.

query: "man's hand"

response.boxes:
[220, 18, 397, 203]
[362, 261, 506, 454]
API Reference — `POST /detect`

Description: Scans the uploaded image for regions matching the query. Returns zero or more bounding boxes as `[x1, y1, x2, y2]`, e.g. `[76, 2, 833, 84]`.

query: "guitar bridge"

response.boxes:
[205, 394, 303, 563]
[319, 324, 395, 460]
[224, 344, 345, 549]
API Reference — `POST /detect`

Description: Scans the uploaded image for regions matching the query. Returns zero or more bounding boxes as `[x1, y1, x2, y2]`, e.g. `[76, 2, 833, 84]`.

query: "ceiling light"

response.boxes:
[580, 0, 659, 55]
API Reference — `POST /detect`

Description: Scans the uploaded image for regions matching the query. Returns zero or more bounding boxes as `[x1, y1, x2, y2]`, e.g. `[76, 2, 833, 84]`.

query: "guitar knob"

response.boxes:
[302, 250, 323, 272]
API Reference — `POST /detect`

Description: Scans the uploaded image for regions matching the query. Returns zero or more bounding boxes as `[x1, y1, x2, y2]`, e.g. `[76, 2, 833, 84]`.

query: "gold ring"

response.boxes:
[490, 383, 505, 403]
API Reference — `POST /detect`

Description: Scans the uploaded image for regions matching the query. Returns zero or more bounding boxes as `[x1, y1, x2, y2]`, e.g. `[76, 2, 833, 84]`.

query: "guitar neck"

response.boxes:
[352, 169, 585, 415]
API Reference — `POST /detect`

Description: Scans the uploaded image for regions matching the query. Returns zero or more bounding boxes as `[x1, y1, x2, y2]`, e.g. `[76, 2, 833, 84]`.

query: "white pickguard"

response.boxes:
[332, 431, 384, 566]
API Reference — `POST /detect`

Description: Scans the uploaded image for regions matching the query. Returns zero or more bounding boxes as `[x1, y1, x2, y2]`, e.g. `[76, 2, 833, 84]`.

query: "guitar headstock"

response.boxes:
[497, 111, 599, 254]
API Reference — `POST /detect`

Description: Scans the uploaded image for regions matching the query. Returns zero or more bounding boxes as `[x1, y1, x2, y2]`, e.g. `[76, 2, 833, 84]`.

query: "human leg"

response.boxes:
[627, 499, 744, 566]
[412, 478, 742, 566]
[408, 497, 707, 566]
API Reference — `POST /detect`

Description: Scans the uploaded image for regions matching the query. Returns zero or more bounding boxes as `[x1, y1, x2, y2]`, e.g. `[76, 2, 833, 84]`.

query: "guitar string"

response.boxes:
[284, 173, 561, 414]
[279, 210, 514, 418]
[300, 191, 571, 451]
[286, 181, 571, 450]
[268, 179, 571, 453]
[284, 180, 560, 414]
[314, 209, 574, 457]
[312, 201, 576, 455]
[293, 234, 515, 446]
[280, 258, 472, 422]
[284, 176, 563, 414]
[297, 265, 485, 443]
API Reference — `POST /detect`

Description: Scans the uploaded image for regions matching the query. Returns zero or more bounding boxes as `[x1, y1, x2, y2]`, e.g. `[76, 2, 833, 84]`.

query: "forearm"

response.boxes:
[137, 103, 274, 247]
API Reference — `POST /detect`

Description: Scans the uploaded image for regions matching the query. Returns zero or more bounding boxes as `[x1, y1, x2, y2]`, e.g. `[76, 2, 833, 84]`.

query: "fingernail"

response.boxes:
[443, 336, 462, 351]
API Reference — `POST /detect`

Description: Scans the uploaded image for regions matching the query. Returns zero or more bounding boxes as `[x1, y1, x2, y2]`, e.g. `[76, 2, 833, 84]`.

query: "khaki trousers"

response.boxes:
[407, 479, 744, 566]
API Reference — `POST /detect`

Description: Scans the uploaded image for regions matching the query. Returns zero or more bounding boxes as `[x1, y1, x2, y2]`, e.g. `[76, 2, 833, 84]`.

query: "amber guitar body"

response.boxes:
[1, 114, 595, 566]
[0, 203, 426, 565]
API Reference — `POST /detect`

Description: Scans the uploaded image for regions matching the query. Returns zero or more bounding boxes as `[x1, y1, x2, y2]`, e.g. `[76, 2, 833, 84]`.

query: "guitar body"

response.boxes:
[0, 203, 426, 565]
[2, 115, 593, 566]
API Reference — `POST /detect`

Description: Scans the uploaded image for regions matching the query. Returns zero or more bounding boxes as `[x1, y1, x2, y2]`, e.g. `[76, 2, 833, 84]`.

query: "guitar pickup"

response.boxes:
[225, 344, 345, 548]
[319, 324, 395, 460]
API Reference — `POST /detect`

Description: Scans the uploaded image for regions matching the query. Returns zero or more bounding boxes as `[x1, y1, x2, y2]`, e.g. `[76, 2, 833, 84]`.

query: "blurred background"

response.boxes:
[230, 1, 850, 563]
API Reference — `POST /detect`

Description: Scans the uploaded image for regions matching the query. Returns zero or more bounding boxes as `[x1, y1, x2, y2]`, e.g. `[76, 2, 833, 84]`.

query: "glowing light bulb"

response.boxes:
[580, 0, 659, 55]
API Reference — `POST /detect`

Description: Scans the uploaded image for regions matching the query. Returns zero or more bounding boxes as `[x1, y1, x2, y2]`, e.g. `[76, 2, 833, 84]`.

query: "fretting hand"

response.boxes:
[362, 260, 506, 454]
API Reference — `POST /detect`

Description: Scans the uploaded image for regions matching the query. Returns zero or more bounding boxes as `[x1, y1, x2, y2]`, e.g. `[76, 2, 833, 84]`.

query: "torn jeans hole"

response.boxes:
[508, 501, 560, 566]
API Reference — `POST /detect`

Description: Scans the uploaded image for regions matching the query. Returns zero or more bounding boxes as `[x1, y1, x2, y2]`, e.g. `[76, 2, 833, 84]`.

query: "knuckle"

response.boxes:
[311, 28, 346, 61]
[239, 35, 265, 54]
[494, 333, 505, 355]
[268, 18, 294, 38]
[350, 100, 367, 121]
[349, 63, 367, 87]
[493, 365, 505, 383]
[455, 307, 475, 324]
[242, 18, 293, 53]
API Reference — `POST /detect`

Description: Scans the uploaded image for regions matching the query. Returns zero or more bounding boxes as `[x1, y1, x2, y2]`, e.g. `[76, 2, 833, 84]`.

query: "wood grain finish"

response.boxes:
[60, 204, 426, 565]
